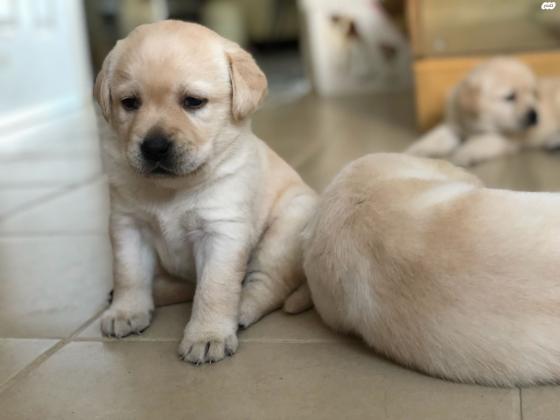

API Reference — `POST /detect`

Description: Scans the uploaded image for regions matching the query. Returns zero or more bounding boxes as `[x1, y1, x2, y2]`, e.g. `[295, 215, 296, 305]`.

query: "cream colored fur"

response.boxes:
[303, 153, 560, 386]
[94, 20, 316, 364]
[407, 57, 560, 166]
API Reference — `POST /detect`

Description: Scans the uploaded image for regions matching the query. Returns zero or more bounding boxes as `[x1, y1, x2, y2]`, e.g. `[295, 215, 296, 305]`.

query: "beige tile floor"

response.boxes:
[2, 92, 560, 419]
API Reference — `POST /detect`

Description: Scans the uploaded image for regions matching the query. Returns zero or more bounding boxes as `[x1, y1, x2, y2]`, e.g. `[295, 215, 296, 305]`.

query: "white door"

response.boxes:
[0, 0, 92, 134]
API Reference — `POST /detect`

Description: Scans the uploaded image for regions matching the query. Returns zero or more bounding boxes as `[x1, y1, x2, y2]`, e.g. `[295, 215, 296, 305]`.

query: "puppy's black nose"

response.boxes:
[525, 108, 539, 127]
[141, 136, 171, 161]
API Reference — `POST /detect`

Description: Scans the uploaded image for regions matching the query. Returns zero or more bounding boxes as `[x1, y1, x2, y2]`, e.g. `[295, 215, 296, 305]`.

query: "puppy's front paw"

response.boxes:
[178, 324, 238, 365]
[100, 302, 153, 338]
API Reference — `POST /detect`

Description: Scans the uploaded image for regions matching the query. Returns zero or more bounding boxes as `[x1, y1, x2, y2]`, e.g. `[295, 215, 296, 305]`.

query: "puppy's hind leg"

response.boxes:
[238, 193, 316, 328]
[405, 124, 461, 158]
[283, 282, 312, 314]
[153, 273, 195, 307]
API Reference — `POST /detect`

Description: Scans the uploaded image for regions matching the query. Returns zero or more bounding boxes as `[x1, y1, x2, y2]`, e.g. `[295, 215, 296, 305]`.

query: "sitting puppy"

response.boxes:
[94, 20, 316, 364]
[303, 153, 560, 386]
[406, 57, 560, 166]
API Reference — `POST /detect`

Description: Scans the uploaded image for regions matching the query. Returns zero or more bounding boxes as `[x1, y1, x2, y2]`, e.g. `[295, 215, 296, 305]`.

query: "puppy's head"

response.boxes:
[451, 57, 539, 135]
[94, 20, 267, 178]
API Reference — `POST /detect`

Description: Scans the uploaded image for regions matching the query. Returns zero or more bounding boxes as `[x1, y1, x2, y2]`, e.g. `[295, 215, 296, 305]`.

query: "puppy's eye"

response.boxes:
[121, 96, 141, 111]
[504, 92, 517, 102]
[182, 96, 207, 110]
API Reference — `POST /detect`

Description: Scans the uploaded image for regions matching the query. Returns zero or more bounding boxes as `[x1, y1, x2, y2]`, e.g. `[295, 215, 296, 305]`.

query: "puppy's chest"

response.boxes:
[141, 206, 201, 280]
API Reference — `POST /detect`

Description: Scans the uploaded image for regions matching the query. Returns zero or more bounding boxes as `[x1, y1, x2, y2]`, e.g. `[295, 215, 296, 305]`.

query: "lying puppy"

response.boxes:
[303, 153, 560, 386]
[94, 20, 316, 364]
[406, 57, 560, 166]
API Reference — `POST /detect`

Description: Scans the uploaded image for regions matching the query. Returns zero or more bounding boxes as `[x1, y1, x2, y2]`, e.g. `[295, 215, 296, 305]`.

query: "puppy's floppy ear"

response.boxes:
[226, 46, 268, 121]
[93, 41, 122, 122]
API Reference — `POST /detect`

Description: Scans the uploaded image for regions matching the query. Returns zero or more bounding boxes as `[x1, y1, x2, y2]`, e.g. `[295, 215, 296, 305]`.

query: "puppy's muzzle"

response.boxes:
[141, 135, 172, 162]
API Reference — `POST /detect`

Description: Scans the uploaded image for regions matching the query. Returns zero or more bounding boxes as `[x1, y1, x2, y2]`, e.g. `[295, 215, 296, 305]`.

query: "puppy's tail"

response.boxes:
[283, 282, 313, 314]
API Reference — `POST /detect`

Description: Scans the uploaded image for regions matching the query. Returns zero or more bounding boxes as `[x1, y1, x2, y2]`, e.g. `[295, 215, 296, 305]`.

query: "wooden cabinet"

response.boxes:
[407, 0, 560, 131]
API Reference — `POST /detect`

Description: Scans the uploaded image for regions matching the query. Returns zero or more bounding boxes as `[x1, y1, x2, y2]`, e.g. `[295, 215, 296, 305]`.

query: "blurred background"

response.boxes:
[2, 0, 560, 141]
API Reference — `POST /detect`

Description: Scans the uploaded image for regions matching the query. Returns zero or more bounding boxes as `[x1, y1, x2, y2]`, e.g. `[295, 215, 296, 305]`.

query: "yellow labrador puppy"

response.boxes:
[303, 153, 560, 386]
[406, 57, 560, 166]
[94, 20, 316, 364]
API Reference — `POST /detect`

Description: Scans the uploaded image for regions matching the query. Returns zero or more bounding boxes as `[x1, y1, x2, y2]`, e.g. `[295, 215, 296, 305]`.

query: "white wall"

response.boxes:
[0, 0, 92, 134]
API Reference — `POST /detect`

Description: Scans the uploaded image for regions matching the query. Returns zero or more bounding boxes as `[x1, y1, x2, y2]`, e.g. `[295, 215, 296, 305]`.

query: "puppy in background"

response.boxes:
[406, 57, 560, 166]
[94, 20, 316, 364]
[304, 153, 560, 386]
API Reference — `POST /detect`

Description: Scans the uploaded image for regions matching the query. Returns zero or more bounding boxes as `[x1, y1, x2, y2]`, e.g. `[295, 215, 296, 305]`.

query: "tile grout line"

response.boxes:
[518, 387, 524, 420]
[0, 181, 100, 188]
[70, 336, 352, 344]
[0, 173, 104, 221]
[0, 306, 107, 396]
[0, 231, 108, 238]
[0, 183, 94, 190]
[0, 151, 101, 162]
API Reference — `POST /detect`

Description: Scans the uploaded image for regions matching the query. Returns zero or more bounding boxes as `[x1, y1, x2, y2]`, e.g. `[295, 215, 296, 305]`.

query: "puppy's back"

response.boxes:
[304, 153, 560, 386]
